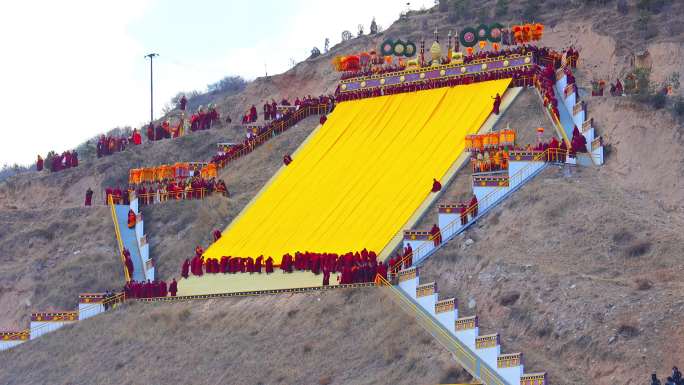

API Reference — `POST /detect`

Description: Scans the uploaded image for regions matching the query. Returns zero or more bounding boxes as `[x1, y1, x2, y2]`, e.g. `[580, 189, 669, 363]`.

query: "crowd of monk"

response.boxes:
[104, 176, 228, 206]
[36, 150, 79, 172]
[124, 279, 178, 298]
[336, 66, 536, 102]
[190, 104, 221, 131]
[181, 244, 388, 286]
[97, 131, 142, 158]
[212, 96, 334, 167]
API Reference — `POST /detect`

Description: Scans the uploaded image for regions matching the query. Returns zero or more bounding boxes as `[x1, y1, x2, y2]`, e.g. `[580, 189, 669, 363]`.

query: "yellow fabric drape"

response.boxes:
[205, 79, 511, 262]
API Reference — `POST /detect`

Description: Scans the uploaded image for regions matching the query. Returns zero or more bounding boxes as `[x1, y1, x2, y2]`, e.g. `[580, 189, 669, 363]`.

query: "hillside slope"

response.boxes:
[0, 289, 471, 385]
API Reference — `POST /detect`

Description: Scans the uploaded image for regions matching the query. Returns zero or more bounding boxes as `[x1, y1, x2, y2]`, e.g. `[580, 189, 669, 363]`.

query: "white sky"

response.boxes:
[0, 0, 433, 166]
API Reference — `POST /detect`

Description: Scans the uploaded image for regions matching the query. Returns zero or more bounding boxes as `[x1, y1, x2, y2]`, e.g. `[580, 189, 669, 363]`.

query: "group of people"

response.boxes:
[97, 131, 141, 158]
[181, 244, 388, 286]
[104, 176, 228, 206]
[471, 149, 510, 173]
[36, 150, 79, 173]
[336, 66, 537, 102]
[123, 279, 178, 299]
[190, 104, 220, 131]
[651, 367, 683, 385]
[211, 96, 334, 168]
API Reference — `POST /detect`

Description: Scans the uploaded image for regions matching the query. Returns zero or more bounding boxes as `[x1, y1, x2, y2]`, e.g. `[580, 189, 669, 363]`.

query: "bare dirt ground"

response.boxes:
[1, 1, 683, 383]
[0, 289, 471, 385]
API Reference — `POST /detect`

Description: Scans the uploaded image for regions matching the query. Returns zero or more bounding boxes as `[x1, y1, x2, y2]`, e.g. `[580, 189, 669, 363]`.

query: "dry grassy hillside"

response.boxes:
[0, 288, 471, 385]
[0, 0, 682, 382]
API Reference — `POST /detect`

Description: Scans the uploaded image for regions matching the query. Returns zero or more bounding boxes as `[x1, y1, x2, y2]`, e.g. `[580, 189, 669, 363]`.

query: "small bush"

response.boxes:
[634, 278, 653, 290]
[499, 291, 520, 306]
[617, 0, 629, 14]
[496, 0, 509, 16]
[625, 241, 652, 258]
[618, 324, 640, 338]
[651, 92, 667, 109]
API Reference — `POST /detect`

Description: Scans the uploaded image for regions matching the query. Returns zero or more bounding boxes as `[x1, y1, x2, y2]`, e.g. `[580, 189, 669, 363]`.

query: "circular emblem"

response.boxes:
[360, 81, 366, 88]
[400, 75, 405, 82]
[503, 60, 509, 67]
[524, 57, 531, 64]
[380, 78, 385, 85]
[419, 73, 425, 79]
[516, 155, 521, 161]
[341, 84, 347, 90]
[461, 67, 467, 73]
[440, 69, 446, 76]
[446, 208, 452, 213]
[480, 182, 486, 186]
[481, 63, 488, 70]
[411, 235, 417, 240]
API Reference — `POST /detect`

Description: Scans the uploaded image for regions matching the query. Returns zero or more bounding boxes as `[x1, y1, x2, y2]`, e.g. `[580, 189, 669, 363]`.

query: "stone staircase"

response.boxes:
[401, 150, 554, 266]
[378, 269, 547, 385]
[553, 68, 604, 166]
[0, 293, 125, 351]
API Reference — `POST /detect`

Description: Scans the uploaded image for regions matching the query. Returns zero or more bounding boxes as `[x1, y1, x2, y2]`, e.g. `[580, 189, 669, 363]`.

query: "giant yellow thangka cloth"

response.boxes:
[205, 79, 511, 263]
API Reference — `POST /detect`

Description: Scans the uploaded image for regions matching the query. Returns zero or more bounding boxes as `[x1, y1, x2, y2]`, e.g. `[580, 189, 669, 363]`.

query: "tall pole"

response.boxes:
[145, 53, 159, 141]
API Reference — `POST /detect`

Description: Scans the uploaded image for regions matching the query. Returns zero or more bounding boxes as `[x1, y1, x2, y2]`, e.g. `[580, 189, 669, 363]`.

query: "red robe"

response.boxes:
[255, 256, 263, 273]
[36, 156, 43, 171]
[431, 179, 442, 193]
[181, 259, 190, 278]
[469, 196, 479, 217]
[492, 94, 501, 115]
[430, 224, 442, 247]
[213, 230, 222, 242]
[246, 257, 255, 273]
[127, 210, 136, 229]
[169, 280, 178, 296]
[85, 189, 93, 206]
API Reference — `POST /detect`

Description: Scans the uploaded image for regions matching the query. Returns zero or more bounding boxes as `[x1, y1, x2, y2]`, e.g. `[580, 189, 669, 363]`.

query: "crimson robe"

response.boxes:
[246, 257, 255, 273]
[36, 157, 43, 171]
[322, 269, 330, 286]
[127, 210, 136, 229]
[265, 257, 274, 273]
[469, 196, 479, 217]
[85, 189, 93, 206]
[430, 224, 442, 247]
[181, 259, 190, 279]
[431, 179, 442, 193]
[213, 230, 222, 242]
[169, 280, 178, 297]
[255, 256, 263, 273]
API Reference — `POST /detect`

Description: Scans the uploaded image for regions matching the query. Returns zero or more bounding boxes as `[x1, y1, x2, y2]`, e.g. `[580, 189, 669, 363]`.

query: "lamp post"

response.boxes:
[144, 53, 159, 140]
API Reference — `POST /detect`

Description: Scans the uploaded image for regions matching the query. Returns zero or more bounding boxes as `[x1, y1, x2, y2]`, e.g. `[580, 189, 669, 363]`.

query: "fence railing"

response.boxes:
[391, 149, 561, 274]
[2, 293, 126, 343]
[108, 195, 131, 282]
[376, 275, 508, 385]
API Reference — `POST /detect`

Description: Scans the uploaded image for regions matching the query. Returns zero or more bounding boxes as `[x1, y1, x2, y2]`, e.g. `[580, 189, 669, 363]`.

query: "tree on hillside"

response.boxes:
[207, 76, 247, 95]
[496, 0, 510, 16]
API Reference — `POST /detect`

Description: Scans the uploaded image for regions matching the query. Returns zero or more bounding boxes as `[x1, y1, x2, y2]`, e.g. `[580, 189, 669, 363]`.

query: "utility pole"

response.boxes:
[144, 53, 159, 141]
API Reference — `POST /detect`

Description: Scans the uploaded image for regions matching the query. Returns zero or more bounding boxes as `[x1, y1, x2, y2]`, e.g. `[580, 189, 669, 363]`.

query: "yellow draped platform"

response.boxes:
[205, 79, 511, 263]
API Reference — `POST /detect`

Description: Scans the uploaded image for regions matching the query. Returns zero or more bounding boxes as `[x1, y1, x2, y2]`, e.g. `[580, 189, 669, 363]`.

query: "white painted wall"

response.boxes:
[78, 303, 104, 321]
[0, 340, 25, 351]
[403, 239, 433, 265]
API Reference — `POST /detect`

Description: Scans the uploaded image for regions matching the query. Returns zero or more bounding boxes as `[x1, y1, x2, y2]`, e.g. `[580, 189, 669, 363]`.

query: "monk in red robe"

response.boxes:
[213, 229, 222, 243]
[195, 246, 203, 258]
[430, 224, 442, 247]
[127, 209, 136, 229]
[283, 154, 292, 166]
[85, 188, 93, 206]
[322, 268, 330, 286]
[246, 257, 255, 273]
[131, 128, 142, 145]
[124, 254, 134, 277]
[459, 203, 467, 225]
[469, 195, 479, 218]
[492, 93, 501, 115]
[431, 178, 442, 193]
[169, 279, 178, 297]
[403, 244, 413, 268]
[36, 155, 43, 171]
[265, 257, 274, 273]
[255, 256, 263, 273]
[548, 137, 560, 162]
[181, 259, 190, 278]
